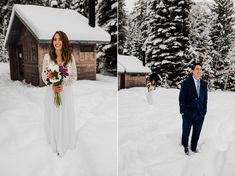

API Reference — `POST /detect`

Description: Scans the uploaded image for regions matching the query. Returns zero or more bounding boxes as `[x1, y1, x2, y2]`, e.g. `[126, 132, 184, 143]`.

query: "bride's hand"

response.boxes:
[53, 85, 63, 93]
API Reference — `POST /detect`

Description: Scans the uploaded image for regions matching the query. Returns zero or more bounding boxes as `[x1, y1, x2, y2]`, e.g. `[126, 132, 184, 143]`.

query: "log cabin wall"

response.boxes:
[124, 74, 147, 88]
[19, 26, 39, 86]
[76, 44, 96, 80]
[70, 44, 80, 80]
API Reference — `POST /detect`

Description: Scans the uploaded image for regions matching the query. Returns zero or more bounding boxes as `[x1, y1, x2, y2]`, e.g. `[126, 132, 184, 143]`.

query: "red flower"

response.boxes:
[48, 71, 54, 80]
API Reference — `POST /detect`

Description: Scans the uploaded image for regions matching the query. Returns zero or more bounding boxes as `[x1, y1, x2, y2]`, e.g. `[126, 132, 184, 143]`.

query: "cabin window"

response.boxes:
[32, 44, 37, 62]
[131, 73, 144, 76]
[80, 45, 94, 52]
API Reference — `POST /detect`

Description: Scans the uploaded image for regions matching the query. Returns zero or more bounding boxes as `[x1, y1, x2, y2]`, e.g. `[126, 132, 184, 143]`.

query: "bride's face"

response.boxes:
[53, 33, 63, 51]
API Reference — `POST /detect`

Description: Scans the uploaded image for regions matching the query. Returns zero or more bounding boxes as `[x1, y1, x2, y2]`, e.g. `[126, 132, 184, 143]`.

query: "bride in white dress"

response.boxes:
[41, 31, 77, 156]
[146, 79, 156, 104]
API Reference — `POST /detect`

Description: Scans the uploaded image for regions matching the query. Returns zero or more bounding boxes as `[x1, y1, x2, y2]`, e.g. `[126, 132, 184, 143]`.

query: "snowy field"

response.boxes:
[0, 63, 117, 176]
[119, 87, 235, 176]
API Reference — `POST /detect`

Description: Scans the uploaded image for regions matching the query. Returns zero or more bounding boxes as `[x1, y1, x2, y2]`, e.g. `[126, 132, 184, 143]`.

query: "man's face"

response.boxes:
[192, 65, 202, 80]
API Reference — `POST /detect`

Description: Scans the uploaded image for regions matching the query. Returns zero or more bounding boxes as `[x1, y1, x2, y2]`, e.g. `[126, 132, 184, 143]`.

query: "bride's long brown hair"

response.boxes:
[49, 31, 72, 66]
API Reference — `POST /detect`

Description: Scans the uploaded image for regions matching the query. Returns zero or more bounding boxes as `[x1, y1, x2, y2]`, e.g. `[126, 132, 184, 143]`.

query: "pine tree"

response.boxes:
[145, 0, 192, 88]
[71, 0, 85, 16]
[188, 2, 215, 90]
[210, 0, 235, 90]
[123, 10, 139, 57]
[0, 0, 8, 35]
[1, 0, 47, 35]
[130, 26, 142, 58]
[0, 33, 8, 62]
[1, 1, 19, 62]
[123, 17, 133, 55]
[59, 0, 70, 9]
[97, 0, 117, 75]
[129, 0, 148, 61]
[117, 0, 127, 55]
[224, 41, 235, 90]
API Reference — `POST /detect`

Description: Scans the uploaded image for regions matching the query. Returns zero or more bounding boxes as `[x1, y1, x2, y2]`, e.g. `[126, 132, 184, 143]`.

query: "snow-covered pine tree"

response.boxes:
[97, 0, 117, 75]
[1, 1, 19, 62]
[30, 0, 46, 5]
[188, 2, 215, 90]
[0, 1, 54, 63]
[0, 33, 9, 62]
[0, 0, 8, 35]
[224, 44, 235, 90]
[0, 0, 7, 62]
[70, 0, 78, 11]
[144, 0, 154, 66]
[1, 0, 25, 36]
[210, 0, 235, 90]
[0, 0, 46, 62]
[117, 0, 127, 55]
[71, 0, 87, 17]
[129, 0, 148, 61]
[0, 1, 6, 38]
[124, 10, 141, 58]
[58, 0, 70, 9]
[145, 0, 191, 88]
[52, 0, 94, 18]
[130, 26, 142, 59]
[123, 16, 133, 55]
[122, 9, 138, 56]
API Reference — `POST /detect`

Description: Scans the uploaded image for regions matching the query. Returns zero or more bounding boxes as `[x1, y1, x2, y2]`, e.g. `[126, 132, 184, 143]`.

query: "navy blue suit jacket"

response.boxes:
[179, 76, 208, 120]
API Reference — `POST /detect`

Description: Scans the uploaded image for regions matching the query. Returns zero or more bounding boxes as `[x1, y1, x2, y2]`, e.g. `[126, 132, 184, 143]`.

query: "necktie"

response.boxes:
[196, 80, 200, 97]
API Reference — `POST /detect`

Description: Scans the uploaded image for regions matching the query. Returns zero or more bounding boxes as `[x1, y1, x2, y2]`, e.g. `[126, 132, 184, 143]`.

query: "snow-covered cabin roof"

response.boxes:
[4, 4, 110, 46]
[118, 62, 125, 73]
[118, 55, 151, 74]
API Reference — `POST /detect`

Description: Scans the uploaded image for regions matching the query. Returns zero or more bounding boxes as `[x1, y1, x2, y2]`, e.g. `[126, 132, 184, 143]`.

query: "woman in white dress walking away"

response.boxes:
[42, 31, 77, 157]
[146, 79, 157, 104]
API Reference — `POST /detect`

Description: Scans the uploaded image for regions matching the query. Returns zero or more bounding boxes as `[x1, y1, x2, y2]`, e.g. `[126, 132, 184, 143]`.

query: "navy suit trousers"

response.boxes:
[181, 115, 204, 150]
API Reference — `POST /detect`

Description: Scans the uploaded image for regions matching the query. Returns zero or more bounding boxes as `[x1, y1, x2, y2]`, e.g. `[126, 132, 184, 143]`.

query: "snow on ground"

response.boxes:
[119, 87, 235, 176]
[0, 63, 117, 176]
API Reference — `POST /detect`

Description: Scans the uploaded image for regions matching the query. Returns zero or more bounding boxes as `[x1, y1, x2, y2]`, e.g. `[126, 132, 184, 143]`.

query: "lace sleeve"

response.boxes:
[64, 55, 77, 86]
[41, 54, 49, 85]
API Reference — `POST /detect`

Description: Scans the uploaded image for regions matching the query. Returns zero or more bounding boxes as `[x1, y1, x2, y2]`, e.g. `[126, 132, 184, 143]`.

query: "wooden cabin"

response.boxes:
[4, 4, 110, 86]
[118, 55, 151, 89]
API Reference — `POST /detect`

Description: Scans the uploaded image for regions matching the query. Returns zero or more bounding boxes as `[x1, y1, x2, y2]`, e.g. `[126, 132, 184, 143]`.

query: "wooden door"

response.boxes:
[120, 74, 125, 89]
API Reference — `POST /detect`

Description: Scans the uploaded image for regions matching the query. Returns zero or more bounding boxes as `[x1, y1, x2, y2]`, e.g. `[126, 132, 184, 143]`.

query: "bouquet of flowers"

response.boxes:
[46, 64, 69, 107]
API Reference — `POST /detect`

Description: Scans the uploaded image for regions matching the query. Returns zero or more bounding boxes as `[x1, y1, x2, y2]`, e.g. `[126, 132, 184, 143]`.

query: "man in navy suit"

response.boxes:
[179, 63, 208, 155]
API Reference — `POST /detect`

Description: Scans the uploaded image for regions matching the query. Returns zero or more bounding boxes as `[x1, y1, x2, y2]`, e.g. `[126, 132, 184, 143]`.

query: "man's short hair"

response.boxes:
[191, 63, 202, 70]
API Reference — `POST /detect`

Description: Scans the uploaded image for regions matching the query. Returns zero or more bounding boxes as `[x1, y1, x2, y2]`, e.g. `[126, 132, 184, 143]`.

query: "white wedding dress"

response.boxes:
[41, 54, 77, 156]
[146, 83, 156, 105]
